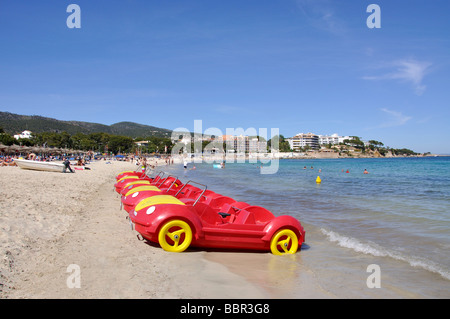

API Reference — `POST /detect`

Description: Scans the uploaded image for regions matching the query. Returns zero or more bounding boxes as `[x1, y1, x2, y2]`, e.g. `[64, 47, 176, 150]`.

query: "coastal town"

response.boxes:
[1, 127, 434, 160]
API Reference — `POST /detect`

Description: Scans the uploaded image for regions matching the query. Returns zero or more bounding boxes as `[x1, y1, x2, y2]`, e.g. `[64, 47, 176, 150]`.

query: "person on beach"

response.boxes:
[184, 160, 188, 169]
[141, 157, 147, 173]
[0, 157, 17, 166]
[76, 157, 84, 166]
[63, 158, 74, 173]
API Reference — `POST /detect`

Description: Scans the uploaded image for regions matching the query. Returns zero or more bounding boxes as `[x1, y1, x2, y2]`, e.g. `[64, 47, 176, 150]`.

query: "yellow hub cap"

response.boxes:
[158, 220, 192, 253]
[270, 229, 298, 255]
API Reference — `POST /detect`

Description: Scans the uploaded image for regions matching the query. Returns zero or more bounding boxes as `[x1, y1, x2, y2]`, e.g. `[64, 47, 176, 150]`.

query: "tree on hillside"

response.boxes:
[268, 135, 292, 152]
[0, 130, 15, 146]
[343, 136, 365, 149]
[368, 140, 384, 151]
[88, 132, 110, 152]
[34, 132, 69, 148]
[108, 135, 134, 154]
[391, 148, 417, 156]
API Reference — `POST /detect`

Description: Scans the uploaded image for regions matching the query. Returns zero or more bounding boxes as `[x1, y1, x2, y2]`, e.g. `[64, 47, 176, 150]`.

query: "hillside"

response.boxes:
[0, 111, 172, 138]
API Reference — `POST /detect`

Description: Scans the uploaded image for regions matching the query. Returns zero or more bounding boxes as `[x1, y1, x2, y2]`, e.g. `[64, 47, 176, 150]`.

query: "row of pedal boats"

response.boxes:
[115, 169, 306, 255]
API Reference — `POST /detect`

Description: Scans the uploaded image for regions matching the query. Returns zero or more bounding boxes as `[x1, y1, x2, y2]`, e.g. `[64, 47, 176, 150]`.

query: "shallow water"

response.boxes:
[161, 157, 450, 298]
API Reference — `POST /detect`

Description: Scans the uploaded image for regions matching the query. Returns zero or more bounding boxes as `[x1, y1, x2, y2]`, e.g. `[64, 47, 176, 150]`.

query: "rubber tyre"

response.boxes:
[158, 220, 192, 253]
[270, 229, 299, 255]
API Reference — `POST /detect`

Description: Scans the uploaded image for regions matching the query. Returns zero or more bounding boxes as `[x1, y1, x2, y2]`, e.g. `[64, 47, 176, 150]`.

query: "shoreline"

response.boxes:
[165, 153, 447, 165]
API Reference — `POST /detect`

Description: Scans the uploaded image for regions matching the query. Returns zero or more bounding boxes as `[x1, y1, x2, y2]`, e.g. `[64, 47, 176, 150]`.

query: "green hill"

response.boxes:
[0, 111, 172, 138]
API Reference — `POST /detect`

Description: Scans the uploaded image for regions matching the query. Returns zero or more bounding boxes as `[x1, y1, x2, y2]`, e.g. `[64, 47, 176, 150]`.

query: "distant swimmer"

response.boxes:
[346, 169, 350, 173]
[364, 169, 369, 174]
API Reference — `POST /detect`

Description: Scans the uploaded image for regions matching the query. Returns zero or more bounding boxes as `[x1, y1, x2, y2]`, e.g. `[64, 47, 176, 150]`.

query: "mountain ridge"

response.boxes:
[0, 111, 173, 138]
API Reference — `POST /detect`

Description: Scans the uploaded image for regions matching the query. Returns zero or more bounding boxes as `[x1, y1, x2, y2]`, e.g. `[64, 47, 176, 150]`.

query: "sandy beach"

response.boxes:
[0, 159, 332, 299]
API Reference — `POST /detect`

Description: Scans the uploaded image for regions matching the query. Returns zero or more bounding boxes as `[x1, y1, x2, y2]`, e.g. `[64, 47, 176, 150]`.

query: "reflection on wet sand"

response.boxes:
[204, 250, 333, 298]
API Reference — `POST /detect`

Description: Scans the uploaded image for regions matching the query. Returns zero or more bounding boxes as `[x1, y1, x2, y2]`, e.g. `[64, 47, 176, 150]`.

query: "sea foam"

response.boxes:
[320, 228, 450, 281]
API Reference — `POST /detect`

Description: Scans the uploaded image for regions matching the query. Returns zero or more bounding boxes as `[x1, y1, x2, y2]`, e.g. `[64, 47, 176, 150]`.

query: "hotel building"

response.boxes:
[318, 134, 351, 145]
[287, 133, 351, 151]
[287, 133, 320, 150]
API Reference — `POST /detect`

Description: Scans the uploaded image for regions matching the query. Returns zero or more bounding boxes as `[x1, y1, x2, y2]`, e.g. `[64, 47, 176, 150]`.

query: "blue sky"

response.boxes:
[0, 0, 449, 153]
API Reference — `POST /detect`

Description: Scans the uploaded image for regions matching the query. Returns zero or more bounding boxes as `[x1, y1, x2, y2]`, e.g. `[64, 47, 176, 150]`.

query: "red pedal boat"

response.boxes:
[127, 181, 306, 255]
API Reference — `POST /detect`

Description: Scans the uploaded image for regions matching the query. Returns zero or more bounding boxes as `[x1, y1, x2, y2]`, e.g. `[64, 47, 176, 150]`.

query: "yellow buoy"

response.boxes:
[316, 176, 321, 183]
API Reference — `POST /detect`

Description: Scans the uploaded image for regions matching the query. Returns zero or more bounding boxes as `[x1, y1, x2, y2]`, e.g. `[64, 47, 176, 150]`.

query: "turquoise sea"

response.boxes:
[163, 156, 450, 298]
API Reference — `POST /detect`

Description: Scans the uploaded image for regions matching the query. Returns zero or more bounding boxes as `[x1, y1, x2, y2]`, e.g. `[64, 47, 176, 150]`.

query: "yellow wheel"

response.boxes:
[158, 220, 192, 253]
[270, 229, 298, 255]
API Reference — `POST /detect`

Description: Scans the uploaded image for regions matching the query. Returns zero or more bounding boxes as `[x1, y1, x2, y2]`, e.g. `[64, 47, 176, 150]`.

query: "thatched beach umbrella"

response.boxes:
[20, 146, 32, 152]
[46, 147, 59, 154]
[7, 145, 20, 153]
[30, 146, 42, 153]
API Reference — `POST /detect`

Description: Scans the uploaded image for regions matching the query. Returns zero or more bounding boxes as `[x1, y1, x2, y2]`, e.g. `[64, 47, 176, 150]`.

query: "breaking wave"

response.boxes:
[320, 228, 450, 281]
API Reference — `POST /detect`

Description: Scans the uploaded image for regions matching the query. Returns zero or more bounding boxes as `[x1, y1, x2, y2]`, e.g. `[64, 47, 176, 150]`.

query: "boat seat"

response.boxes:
[208, 196, 236, 210]
[231, 201, 251, 210]
[233, 210, 255, 225]
[192, 202, 223, 225]
[176, 186, 199, 199]
[198, 190, 222, 205]
[216, 204, 238, 223]
[242, 206, 274, 223]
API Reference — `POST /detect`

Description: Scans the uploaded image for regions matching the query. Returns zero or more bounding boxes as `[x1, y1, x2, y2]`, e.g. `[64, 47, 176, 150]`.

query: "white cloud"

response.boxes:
[379, 108, 412, 128]
[363, 59, 432, 95]
[365, 108, 412, 131]
[295, 0, 346, 35]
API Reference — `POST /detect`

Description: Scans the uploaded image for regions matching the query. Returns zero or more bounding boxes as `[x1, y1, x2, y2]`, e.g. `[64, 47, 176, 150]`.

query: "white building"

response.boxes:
[14, 130, 32, 140]
[318, 134, 351, 145]
[220, 135, 266, 154]
[287, 132, 355, 150]
[287, 133, 320, 150]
